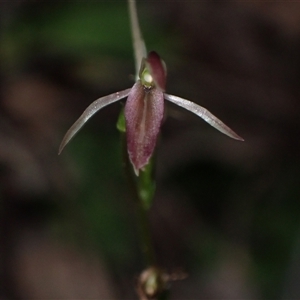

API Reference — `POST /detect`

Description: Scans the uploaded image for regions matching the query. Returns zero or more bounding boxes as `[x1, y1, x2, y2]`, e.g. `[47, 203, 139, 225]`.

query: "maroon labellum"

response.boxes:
[125, 82, 164, 175]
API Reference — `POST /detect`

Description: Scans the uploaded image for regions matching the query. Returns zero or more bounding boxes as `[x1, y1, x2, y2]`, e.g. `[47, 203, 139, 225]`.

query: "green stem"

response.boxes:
[120, 130, 156, 266]
[127, 0, 147, 80]
[125, 1, 170, 298]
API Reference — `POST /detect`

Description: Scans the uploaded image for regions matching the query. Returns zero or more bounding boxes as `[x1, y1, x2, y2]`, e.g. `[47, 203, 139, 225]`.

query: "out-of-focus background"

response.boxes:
[1, 1, 300, 299]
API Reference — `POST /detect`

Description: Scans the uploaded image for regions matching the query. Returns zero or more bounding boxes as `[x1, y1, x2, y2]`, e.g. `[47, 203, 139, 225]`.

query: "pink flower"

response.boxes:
[59, 51, 243, 175]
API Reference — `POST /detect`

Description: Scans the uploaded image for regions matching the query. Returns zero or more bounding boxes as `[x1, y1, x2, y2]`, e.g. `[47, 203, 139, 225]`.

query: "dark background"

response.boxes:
[1, 1, 300, 299]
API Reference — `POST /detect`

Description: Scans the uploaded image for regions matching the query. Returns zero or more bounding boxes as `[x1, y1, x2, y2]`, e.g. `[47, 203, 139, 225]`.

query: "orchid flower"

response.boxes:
[59, 50, 243, 175]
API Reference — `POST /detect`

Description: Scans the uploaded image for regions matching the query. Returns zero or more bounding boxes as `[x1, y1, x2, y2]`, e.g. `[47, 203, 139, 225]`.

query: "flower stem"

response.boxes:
[125, 2, 170, 298]
[117, 104, 156, 266]
[128, 0, 147, 80]
[120, 130, 156, 266]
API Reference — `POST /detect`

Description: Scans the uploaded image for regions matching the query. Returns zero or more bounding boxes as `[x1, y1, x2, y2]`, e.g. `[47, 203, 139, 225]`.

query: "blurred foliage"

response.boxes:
[1, 1, 300, 299]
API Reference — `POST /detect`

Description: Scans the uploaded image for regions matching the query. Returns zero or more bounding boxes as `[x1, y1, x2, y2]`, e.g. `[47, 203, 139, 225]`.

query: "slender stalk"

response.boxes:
[125, 1, 169, 298]
[121, 131, 156, 266]
[117, 107, 156, 266]
[128, 0, 147, 79]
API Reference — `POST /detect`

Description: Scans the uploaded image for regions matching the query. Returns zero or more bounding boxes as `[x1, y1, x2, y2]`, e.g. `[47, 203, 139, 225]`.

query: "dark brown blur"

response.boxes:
[0, 1, 300, 299]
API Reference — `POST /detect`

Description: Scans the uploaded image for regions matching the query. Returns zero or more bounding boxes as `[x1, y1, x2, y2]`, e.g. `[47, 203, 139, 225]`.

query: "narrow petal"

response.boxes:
[125, 82, 164, 175]
[164, 93, 244, 141]
[145, 51, 167, 91]
[59, 88, 131, 154]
